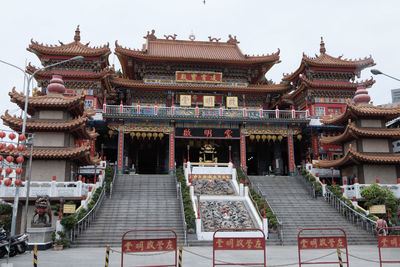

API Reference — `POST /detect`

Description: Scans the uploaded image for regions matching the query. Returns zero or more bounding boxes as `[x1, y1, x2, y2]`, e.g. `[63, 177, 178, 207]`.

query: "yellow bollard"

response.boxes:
[336, 247, 343, 267]
[33, 245, 38, 267]
[178, 245, 182, 267]
[105, 244, 110, 267]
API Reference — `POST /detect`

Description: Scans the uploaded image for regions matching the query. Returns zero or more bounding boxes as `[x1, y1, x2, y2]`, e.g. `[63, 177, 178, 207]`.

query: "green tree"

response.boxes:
[361, 184, 398, 223]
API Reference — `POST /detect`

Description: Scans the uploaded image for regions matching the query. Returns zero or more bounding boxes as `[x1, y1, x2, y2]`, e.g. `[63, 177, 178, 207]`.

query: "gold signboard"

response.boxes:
[63, 204, 76, 214]
[203, 96, 215, 107]
[179, 95, 191, 107]
[226, 96, 238, 108]
[175, 71, 222, 84]
[369, 205, 386, 214]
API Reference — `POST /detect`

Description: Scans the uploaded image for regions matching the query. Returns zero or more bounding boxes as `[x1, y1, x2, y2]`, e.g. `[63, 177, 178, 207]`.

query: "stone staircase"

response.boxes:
[73, 174, 185, 247]
[249, 175, 377, 245]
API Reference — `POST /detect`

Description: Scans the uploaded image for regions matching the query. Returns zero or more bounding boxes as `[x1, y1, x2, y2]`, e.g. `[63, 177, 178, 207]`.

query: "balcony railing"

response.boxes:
[102, 104, 310, 121]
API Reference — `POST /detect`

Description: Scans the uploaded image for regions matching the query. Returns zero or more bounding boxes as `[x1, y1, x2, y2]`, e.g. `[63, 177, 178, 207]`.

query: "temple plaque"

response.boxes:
[175, 71, 222, 83]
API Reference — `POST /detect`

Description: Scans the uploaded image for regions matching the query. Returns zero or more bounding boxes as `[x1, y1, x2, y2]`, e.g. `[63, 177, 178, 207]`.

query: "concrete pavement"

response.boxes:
[0, 245, 398, 267]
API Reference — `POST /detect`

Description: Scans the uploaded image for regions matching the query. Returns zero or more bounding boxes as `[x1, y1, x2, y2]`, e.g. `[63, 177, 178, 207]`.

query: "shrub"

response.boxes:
[60, 215, 78, 232]
[176, 166, 195, 230]
[361, 184, 398, 223]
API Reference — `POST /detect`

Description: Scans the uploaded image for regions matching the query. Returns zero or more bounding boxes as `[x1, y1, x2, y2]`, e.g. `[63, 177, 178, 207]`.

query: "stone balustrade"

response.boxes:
[340, 180, 400, 199]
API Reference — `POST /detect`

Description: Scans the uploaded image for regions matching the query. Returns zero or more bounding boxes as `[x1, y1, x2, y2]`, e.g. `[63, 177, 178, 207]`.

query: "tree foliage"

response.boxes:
[361, 184, 398, 223]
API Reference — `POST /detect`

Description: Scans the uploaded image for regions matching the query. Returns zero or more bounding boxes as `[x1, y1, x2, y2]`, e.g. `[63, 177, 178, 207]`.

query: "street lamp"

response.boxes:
[1, 55, 84, 236]
[371, 69, 400, 82]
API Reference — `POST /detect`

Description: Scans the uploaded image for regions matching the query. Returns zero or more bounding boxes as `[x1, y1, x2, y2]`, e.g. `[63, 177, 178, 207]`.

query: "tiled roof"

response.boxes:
[282, 38, 375, 82]
[317, 145, 400, 168]
[28, 26, 110, 57]
[321, 101, 400, 126]
[110, 76, 291, 93]
[320, 122, 400, 145]
[9, 88, 85, 116]
[26, 64, 113, 79]
[285, 77, 374, 100]
[115, 39, 280, 64]
[1, 145, 91, 160]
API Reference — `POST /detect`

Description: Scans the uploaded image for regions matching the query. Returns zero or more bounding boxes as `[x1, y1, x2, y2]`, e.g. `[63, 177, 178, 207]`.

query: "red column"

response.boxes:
[169, 128, 175, 174]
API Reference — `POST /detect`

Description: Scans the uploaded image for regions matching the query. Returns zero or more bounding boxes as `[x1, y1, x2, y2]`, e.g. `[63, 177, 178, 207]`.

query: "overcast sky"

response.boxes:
[1, 0, 399, 119]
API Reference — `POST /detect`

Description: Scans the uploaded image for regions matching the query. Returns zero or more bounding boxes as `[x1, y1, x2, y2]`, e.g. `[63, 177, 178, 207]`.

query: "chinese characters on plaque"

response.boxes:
[122, 238, 177, 253]
[298, 237, 347, 250]
[175, 71, 222, 83]
[179, 95, 191, 107]
[175, 128, 240, 139]
[226, 96, 238, 108]
[203, 96, 215, 107]
[213, 238, 265, 250]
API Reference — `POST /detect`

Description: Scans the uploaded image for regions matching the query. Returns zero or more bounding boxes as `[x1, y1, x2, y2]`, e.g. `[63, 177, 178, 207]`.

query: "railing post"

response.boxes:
[291, 106, 295, 119]
[137, 100, 140, 115]
[103, 96, 106, 113]
[171, 105, 175, 116]
[259, 105, 263, 118]
[119, 100, 123, 113]
[195, 103, 199, 116]
[306, 108, 310, 118]
[243, 103, 246, 117]
[219, 104, 223, 116]
[275, 105, 279, 118]
[154, 101, 158, 115]
[354, 178, 361, 198]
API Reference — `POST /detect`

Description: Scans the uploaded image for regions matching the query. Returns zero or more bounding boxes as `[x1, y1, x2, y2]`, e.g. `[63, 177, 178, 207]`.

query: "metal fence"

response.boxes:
[176, 180, 187, 245]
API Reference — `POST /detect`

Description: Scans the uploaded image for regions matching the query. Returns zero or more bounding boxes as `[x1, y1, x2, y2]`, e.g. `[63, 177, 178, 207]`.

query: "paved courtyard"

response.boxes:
[1, 245, 398, 267]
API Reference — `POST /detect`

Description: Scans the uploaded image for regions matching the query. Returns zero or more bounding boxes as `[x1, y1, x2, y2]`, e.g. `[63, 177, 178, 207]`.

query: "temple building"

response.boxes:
[282, 38, 375, 161]
[1, 75, 100, 181]
[318, 87, 400, 184]
[6, 27, 378, 178]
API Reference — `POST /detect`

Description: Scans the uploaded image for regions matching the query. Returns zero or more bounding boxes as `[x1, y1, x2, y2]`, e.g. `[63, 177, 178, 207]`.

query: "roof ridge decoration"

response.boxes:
[164, 34, 177, 40]
[227, 35, 240, 44]
[144, 29, 157, 40]
[320, 36, 326, 54]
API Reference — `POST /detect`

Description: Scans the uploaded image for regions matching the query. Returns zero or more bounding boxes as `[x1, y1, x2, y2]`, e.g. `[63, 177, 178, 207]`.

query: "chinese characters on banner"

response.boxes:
[169, 130, 175, 171]
[117, 131, 124, 170]
[240, 133, 246, 169]
[226, 96, 238, 108]
[312, 135, 319, 156]
[203, 96, 215, 107]
[175, 71, 222, 83]
[213, 238, 265, 250]
[379, 236, 400, 248]
[287, 135, 295, 174]
[298, 237, 347, 250]
[122, 238, 177, 253]
[179, 95, 191, 107]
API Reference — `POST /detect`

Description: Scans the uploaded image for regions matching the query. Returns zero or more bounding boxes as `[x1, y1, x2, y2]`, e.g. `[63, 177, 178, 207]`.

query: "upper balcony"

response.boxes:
[102, 104, 310, 123]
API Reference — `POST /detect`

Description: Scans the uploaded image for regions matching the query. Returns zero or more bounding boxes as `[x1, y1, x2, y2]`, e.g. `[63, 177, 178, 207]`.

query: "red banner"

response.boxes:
[176, 71, 222, 83]
[169, 129, 175, 171]
[122, 238, 177, 253]
[287, 135, 295, 174]
[379, 236, 400, 248]
[240, 133, 246, 169]
[213, 237, 265, 250]
[117, 131, 124, 170]
[298, 236, 347, 250]
[312, 134, 319, 156]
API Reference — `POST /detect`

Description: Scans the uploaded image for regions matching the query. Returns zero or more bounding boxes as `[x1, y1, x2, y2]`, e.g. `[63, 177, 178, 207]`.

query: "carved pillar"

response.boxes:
[117, 128, 124, 174]
[287, 134, 295, 176]
[169, 125, 175, 174]
[273, 141, 283, 175]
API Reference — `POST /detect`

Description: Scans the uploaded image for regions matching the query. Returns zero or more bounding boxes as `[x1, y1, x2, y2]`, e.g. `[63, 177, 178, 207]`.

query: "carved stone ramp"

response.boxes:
[249, 175, 377, 246]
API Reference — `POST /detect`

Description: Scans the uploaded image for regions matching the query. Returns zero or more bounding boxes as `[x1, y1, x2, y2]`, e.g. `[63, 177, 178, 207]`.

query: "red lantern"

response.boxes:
[7, 144, 15, 151]
[16, 156, 24, 164]
[4, 178, 11, 186]
[14, 179, 22, 186]
[0, 155, 3, 162]
[0, 143, 5, 150]
[15, 168, 23, 175]
[5, 168, 13, 175]
[6, 156, 14, 163]
[17, 145, 25, 152]
[0, 132, 5, 139]
[8, 133, 16, 140]
[18, 134, 26, 141]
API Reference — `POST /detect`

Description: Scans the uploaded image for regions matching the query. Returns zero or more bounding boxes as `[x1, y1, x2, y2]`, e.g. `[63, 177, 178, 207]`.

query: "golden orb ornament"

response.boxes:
[278, 135, 283, 142]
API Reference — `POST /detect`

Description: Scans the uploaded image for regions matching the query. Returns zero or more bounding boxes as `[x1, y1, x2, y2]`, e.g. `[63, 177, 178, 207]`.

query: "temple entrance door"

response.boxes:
[138, 143, 157, 174]
[127, 138, 167, 174]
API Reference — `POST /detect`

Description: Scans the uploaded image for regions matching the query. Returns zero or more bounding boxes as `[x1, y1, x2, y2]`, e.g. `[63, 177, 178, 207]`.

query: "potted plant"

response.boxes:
[54, 231, 68, 250]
